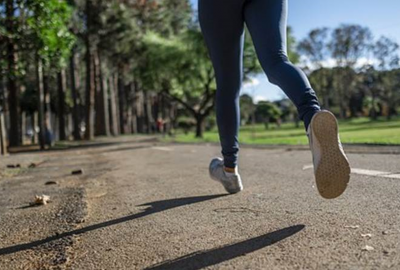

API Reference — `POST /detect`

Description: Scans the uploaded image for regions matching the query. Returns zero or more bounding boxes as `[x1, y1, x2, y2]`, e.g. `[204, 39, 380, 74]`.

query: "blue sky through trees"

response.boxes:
[190, 0, 400, 102]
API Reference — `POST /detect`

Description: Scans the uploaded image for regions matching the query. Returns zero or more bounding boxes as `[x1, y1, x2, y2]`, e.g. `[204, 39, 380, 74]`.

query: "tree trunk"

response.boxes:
[32, 112, 38, 144]
[144, 91, 154, 134]
[84, 0, 95, 140]
[36, 56, 45, 149]
[94, 50, 109, 136]
[0, 71, 8, 154]
[108, 75, 119, 136]
[195, 115, 205, 138]
[125, 82, 136, 134]
[0, 111, 7, 155]
[57, 70, 67, 140]
[69, 50, 81, 140]
[6, 0, 20, 147]
[117, 71, 126, 134]
[99, 53, 110, 135]
[21, 111, 26, 144]
[43, 74, 52, 133]
[136, 90, 145, 133]
[131, 80, 138, 134]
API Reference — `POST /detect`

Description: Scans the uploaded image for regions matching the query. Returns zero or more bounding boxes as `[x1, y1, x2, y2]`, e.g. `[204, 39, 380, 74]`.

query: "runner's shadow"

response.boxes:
[146, 225, 305, 270]
[0, 194, 226, 256]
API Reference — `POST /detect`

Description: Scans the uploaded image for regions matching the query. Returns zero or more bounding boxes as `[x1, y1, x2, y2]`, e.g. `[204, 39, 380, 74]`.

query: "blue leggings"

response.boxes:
[199, 0, 321, 168]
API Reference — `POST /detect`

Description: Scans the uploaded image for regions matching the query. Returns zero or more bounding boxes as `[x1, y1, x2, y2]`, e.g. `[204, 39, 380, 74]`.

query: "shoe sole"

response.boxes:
[209, 172, 243, 194]
[311, 111, 351, 199]
[209, 158, 243, 194]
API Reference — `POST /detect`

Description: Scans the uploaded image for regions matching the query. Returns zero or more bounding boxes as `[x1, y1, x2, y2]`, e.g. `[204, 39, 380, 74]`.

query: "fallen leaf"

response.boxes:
[29, 161, 45, 168]
[45, 181, 57, 185]
[7, 164, 21, 169]
[345, 225, 360, 229]
[71, 169, 84, 175]
[31, 195, 51, 206]
[362, 245, 374, 251]
[361, 233, 372, 238]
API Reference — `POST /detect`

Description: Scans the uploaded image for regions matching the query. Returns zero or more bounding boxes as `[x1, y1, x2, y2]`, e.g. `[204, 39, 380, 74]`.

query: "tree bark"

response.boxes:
[84, 0, 95, 140]
[117, 71, 126, 134]
[0, 112, 7, 155]
[6, 0, 20, 147]
[144, 91, 154, 134]
[125, 82, 135, 134]
[99, 53, 110, 136]
[32, 112, 38, 144]
[36, 56, 45, 149]
[136, 90, 145, 133]
[69, 50, 81, 140]
[195, 114, 204, 138]
[43, 74, 52, 133]
[57, 70, 67, 140]
[94, 50, 109, 136]
[0, 70, 8, 154]
[131, 80, 139, 134]
[108, 75, 119, 136]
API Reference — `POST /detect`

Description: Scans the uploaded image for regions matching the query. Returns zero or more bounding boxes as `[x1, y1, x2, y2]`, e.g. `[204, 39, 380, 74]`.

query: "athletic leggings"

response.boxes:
[198, 0, 321, 168]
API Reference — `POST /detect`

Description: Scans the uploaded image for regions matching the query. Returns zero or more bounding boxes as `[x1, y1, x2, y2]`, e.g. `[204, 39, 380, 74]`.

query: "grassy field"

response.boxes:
[168, 117, 400, 145]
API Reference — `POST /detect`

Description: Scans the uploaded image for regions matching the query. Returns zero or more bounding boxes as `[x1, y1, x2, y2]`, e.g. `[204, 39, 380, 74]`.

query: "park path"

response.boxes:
[1, 137, 400, 269]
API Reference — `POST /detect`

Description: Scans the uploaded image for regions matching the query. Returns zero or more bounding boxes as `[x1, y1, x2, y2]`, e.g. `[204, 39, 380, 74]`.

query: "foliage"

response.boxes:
[170, 117, 400, 145]
[26, 0, 75, 69]
[329, 24, 372, 67]
[255, 101, 282, 129]
[240, 94, 255, 125]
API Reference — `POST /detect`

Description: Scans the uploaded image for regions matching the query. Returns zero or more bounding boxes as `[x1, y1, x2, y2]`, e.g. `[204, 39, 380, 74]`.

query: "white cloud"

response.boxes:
[300, 56, 378, 70]
[243, 77, 260, 88]
[253, 95, 267, 103]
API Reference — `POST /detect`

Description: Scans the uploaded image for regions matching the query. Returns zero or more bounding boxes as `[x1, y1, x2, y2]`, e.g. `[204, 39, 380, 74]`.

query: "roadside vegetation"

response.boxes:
[168, 117, 400, 145]
[0, 0, 399, 152]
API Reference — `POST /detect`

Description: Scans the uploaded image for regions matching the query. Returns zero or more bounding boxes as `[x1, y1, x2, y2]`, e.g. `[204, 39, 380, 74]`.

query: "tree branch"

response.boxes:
[162, 90, 196, 116]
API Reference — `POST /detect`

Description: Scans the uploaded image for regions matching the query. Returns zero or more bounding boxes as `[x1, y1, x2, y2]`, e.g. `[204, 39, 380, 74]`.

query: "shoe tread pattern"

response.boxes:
[312, 111, 351, 199]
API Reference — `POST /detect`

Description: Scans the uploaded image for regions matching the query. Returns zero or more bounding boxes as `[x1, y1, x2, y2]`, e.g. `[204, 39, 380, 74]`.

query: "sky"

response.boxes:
[190, 0, 400, 102]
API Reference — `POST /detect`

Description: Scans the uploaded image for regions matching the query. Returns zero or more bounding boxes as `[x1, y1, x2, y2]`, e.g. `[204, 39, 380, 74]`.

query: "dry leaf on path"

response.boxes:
[362, 245, 374, 251]
[7, 164, 21, 168]
[71, 169, 84, 175]
[345, 225, 360, 229]
[45, 181, 57, 185]
[31, 195, 51, 206]
[361, 233, 372, 238]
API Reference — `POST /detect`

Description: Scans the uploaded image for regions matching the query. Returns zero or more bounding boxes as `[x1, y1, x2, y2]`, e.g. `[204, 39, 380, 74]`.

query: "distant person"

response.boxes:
[199, 0, 350, 199]
[156, 116, 165, 134]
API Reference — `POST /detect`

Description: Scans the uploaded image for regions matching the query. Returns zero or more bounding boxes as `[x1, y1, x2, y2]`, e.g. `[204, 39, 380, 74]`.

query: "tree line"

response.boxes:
[298, 25, 400, 120]
[1, 0, 399, 152]
[239, 25, 400, 128]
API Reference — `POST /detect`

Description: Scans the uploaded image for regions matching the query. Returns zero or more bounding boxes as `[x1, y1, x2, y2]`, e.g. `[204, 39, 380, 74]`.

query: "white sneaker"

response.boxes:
[307, 110, 351, 199]
[209, 158, 243, 194]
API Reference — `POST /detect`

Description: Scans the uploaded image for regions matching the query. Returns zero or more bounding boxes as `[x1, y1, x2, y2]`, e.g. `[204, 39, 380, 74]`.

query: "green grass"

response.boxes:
[168, 117, 400, 145]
